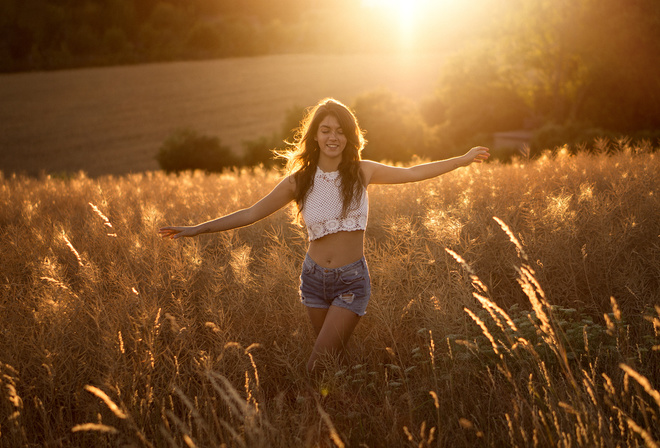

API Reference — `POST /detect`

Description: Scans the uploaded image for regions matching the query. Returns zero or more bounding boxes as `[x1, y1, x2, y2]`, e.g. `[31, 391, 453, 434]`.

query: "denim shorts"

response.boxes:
[299, 254, 371, 316]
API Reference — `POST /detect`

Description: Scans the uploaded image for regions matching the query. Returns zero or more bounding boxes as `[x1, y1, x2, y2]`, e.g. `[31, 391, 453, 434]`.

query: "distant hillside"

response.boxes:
[0, 53, 446, 177]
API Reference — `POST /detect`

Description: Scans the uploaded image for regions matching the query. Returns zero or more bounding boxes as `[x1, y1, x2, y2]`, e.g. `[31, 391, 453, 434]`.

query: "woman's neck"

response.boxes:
[317, 164, 339, 174]
[317, 155, 341, 173]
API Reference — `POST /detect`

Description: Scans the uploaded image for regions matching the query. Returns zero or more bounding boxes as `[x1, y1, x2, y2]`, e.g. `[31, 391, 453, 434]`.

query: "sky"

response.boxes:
[358, 0, 494, 52]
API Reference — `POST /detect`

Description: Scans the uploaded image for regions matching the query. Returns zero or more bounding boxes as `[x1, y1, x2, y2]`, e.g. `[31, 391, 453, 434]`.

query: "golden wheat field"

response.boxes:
[0, 53, 446, 178]
[1, 143, 659, 447]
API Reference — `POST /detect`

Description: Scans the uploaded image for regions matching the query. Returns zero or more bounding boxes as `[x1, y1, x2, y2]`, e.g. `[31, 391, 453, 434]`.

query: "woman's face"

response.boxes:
[315, 114, 347, 162]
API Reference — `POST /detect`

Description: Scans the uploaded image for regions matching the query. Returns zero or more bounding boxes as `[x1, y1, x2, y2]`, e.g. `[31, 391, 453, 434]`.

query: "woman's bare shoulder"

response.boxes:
[360, 160, 384, 185]
[280, 172, 298, 192]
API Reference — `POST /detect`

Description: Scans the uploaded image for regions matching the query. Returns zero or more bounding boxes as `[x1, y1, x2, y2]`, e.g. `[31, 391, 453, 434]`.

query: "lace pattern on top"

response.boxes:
[302, 167, 369, 241]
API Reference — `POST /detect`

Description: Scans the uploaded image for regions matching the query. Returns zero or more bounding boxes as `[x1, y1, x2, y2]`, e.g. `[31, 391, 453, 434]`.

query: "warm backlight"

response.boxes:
[362, 0, 477, 51]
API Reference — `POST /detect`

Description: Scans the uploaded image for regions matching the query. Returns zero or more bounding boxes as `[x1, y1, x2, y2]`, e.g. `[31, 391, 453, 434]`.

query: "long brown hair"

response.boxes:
[282, 98, 366, 219]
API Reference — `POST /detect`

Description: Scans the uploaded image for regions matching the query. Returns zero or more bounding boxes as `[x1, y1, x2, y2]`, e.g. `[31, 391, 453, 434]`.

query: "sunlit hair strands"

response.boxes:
[281, 98, 367, 221]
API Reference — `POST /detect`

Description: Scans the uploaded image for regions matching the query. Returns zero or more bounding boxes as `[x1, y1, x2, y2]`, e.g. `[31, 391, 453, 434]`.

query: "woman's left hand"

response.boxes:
[462, 146, 490, 166]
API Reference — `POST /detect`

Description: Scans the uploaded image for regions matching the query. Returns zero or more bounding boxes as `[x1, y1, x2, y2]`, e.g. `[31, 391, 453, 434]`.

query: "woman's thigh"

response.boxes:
[307, 307, 328, 336]
[313, 305, 361, 351]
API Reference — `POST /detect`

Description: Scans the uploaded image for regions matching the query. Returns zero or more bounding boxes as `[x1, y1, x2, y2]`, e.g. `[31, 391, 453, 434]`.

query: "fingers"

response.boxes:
[158, 227, 181, 239]
[469, 146, 490, 163]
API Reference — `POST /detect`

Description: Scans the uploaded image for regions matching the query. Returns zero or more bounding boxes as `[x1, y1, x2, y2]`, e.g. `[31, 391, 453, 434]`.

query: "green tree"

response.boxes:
[497, 0, 590, 124]
[139, 2, 191, 60]
[574, 0, 660, 131]
[428, 46, 529, 147]
[425, 0, 660, 153]
[241, 104, 303, 167]
[353, 90, 439, 162]
[156, 129, 239, 174]
[497, 0, 660, 132]
[185, 21, 223, 58]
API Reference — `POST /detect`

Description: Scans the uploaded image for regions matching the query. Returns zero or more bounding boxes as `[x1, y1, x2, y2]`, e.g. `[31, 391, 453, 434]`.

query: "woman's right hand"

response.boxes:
[462, 146, 490, 166]
[158, 226, 199, 239]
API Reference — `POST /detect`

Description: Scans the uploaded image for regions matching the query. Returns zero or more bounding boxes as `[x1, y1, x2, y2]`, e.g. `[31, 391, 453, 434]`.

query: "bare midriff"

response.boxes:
[306, 230, 365, 268]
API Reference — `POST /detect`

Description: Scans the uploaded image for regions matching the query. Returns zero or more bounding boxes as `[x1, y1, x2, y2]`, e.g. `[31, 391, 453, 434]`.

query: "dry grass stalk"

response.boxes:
[83, 385, 127, 419]
[445, 248, 489, 293]
[625, 418, 659, 448]
[61, 231, 83, 266]
[71, 423, 119, 434]
[315, 400, 345, 448]
[89, 202, 118, 237]
[493, 216, 528, 262]
[619, 364, 660, 408]
[464, 308, 500, 356]
[473, 293, 518, 333]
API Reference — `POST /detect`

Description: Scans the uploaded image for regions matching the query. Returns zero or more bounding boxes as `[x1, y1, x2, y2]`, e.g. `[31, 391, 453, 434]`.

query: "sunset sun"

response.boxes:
[361, 0, 473, 51]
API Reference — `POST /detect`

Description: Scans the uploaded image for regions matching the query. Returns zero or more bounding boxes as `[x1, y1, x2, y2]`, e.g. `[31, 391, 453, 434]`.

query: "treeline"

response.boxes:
[0, 0, 318, 71]
[0, 0, 464, 72]
[157, 0, 660, 173]
[357, 0, 660, 159]
[158, 87, 660, 175]
[144, 0, 659, 173]
[426, 0, 660, 147]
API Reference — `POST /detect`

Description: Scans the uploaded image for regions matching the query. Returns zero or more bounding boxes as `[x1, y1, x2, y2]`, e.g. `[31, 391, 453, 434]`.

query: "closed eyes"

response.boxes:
[320, 126, 344, 134]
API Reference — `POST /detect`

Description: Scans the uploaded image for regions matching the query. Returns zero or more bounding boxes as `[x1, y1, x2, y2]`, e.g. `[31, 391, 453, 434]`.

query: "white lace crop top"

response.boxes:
[301, 167, 369, 241]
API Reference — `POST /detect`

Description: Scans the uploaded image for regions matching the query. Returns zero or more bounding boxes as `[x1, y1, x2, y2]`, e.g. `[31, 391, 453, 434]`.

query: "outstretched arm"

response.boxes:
[362, 146, 490, 185]
[159, 175, 296, 239]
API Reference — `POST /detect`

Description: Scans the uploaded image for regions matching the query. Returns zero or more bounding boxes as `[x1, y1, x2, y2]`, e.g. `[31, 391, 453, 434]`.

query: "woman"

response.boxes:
[159, 98, 490, 373]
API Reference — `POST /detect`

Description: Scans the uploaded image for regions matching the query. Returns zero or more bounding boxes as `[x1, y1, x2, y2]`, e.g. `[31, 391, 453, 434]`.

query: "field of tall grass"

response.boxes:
[1, 142, 659, 447]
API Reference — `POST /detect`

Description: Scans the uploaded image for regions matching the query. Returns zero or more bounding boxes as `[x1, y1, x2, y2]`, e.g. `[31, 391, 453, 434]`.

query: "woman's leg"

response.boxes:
[307, 307, 328, 336]
[306, 306, 361, 373]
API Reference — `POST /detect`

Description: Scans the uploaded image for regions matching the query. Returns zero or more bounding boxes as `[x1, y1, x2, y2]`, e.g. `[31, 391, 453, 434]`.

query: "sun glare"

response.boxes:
[362, 0, 469, 51]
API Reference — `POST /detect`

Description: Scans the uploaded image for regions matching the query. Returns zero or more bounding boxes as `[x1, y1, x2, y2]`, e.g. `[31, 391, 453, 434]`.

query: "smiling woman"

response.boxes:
[159, 97, 490, 374]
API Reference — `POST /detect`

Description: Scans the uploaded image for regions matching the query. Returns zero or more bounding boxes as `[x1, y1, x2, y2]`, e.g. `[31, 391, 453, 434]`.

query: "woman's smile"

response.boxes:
[316, 114, 347, 161]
